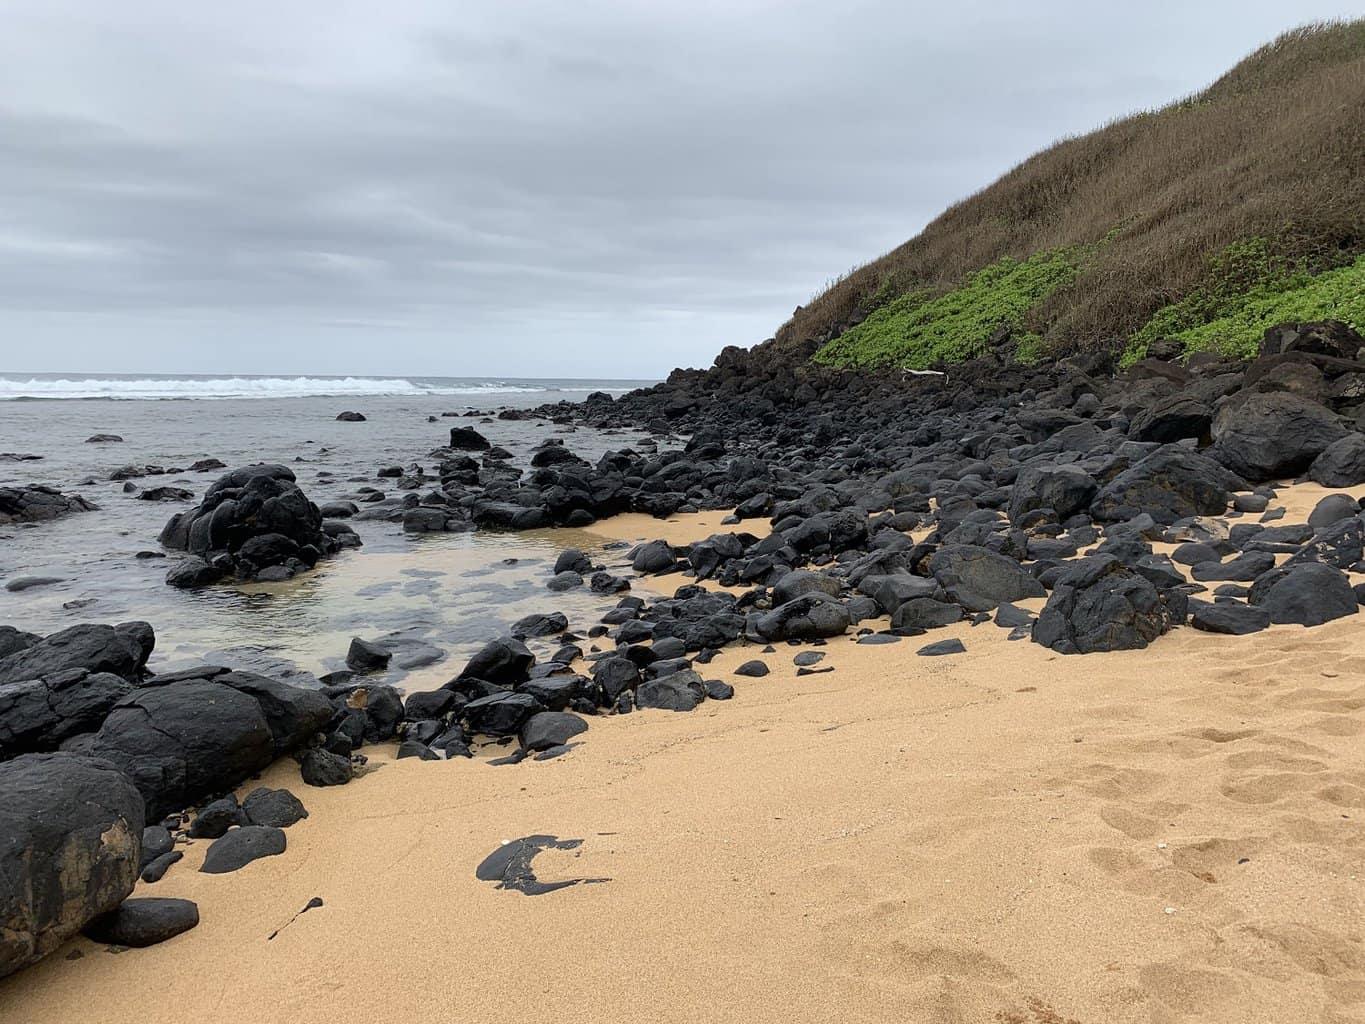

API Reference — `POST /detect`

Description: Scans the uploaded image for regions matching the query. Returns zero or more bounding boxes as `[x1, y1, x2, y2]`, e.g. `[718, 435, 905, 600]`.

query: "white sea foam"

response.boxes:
[0, 376, 588, 400]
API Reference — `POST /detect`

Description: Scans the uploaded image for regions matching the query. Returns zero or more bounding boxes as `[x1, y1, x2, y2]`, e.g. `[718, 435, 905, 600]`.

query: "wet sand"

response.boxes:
[3, 486, 1364, 1023]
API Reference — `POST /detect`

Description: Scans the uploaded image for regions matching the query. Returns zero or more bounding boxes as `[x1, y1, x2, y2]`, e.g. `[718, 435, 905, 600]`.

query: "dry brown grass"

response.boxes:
[773, 20, 1365, 359]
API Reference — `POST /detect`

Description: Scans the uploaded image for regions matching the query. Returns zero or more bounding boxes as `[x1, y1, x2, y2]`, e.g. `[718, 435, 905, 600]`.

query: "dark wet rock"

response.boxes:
[335, 411, 366, 422]
[463, 691, 544, 736]
[591, 657, 641, 703]
[1090, 447, 1239, 524]
[83, 897, 198, 948]
[396, 739, 440, 760]
[456, 637, 534, 687]
[1189, 550, 1277, 582]
[0, 670, 132, 756]
[140, 850, 183, 884]
[346, 637, 392, 673]
[1247, 562, 1358, 626]
[993, 603, 1034, 628]
[511, 612, 569, 638]
[631, 539, 676, 573]
[1008, 464, 1098, 523]
[771, 569, 842, 606]
[0, 753, 144, 979]
[635, 671, 704, 711]
[4, 576, 64, 592]
[928, 545, 1044, 609]
[857, 633, 901, 645]
[0, 485, 98, 526]
[703, 680, 735, 700]
[199, 825, 286, 874]
[1210, 392, 1347, 482]
[404, 689, 460, 721]
[1189, 600, 1271, 635]
[187, 796, 244, 839]
[1309, 434, 1365, 487]
[165, 556, 224, 589]
[754, 593, 851, 642]
[448, 426, 491, 451]
[917, 638, 966, 656]
[0, 622, 153, 687]
[1033, 556, 1181, 654]
[891, 598, 964, 631]
[734, 659, 769, 677]
[1128, 395, 1212, 443]
[1287, 516, 1364, 570]
[212, 671, 332, 756]
[139, 826, 173, 870]
[1307, 493, 1362, 530]
[91, 680, 273, 820]
[547, 571, 583, 592]
[85, 434, 123, 443]
[554, 549, 593, 575]
[299, 747, 352, 787]
[137, 486, 194, 502]
[158, 464, 351, 587]
[520, 711, 589, 751]
[241, 787, 308, 828]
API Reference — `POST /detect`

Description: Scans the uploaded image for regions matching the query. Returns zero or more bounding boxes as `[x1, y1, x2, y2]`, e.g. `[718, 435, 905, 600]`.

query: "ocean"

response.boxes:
[0, 373, 665, 687]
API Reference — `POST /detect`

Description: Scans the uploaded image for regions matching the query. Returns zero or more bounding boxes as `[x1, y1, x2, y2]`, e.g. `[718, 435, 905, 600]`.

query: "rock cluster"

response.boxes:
[158, 464, 359, 587]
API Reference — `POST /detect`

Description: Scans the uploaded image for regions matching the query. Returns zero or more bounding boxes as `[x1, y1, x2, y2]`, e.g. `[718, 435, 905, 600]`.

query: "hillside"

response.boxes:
[773, 20, 1365, 371]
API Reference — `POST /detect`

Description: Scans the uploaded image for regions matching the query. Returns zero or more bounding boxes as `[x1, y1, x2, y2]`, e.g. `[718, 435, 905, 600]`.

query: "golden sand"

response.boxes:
[3, 485, 1364, 1023]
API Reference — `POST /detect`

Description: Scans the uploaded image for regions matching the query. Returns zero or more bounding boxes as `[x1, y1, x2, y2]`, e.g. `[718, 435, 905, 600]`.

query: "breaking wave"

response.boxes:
[0, 376, 588, 401]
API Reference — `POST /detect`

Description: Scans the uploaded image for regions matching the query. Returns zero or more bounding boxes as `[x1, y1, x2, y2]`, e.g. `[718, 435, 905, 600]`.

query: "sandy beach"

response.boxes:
[4, 486, 1363, 1024]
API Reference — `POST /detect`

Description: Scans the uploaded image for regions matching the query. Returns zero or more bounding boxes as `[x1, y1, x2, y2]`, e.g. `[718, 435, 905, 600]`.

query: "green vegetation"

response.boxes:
[812, 247, 1083, 369]
[1123, 241, 1365, 364]
[767, 20, 1365, 368]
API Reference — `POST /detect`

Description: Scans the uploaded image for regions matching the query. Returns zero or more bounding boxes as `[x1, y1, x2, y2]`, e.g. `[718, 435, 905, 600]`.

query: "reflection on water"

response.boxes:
[0, 392, 672, 687]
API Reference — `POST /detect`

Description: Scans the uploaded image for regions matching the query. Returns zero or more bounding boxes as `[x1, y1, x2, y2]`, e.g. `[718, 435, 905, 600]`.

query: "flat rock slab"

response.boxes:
[857, 633, 902, 645]
[199, 826, 287, 874]
[917, 638, 967, 657]
[475, 835, 608, 896]
[83, 898, 198, 948]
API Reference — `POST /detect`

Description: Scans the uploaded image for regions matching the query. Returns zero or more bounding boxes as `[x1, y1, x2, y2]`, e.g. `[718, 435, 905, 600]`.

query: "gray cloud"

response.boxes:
[1, 0, 1360, 376]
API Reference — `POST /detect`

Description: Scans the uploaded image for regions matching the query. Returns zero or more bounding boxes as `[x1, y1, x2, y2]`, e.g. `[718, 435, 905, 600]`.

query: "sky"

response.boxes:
[2, 1, 1362, 379]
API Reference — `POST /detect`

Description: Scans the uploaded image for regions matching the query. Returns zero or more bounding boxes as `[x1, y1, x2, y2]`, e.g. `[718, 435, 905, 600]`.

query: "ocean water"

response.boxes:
[0, 374, 668, 688]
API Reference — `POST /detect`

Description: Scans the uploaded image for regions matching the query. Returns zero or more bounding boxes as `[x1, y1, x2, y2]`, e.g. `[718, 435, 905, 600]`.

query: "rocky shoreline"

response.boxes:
[3, 318, 1365, 983]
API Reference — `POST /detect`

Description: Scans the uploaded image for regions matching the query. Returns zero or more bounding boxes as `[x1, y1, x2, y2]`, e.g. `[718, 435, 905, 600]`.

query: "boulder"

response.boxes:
[0, 622, 153, 686]
[519, 711, 589, 752]
[299, 748, 352, 787]
[456, 637, 534, 687]
[1248, 563, 1358, 626]
[754, 593, 851, 642]
[0, 753, 144, 978]
[1008, 464, 1098, 523]
[1210, 392, 1346, 481]
[199, 826, 286, 874]
[1189, 601, 1270, 635]
[158, 464, 351, 586]
[91, 680, 274, 820]
[928, 545, 1044, 609]
[1090, 447, 1239, 524]
[448, 427, 491, 451]
[1033, 556, 1181, 654]
[0, 671, 132, 756]
[1309, 434, 1365, 487]
[0, 485, 97, 526]
[82, 897, 199, 948]
[636, 671, 704, 712]
[241, 787, 309, 828]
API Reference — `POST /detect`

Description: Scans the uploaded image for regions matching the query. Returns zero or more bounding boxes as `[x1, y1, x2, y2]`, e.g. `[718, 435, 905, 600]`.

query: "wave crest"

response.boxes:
[0, 376, 556, 401]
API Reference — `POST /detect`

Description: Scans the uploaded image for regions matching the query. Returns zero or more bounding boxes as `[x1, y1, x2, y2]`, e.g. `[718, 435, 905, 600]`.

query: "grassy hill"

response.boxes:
[779, 21, 1365, 371]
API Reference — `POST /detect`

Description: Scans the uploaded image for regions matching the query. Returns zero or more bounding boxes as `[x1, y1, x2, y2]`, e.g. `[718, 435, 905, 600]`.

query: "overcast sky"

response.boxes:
[2, 1, 1361, 379]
